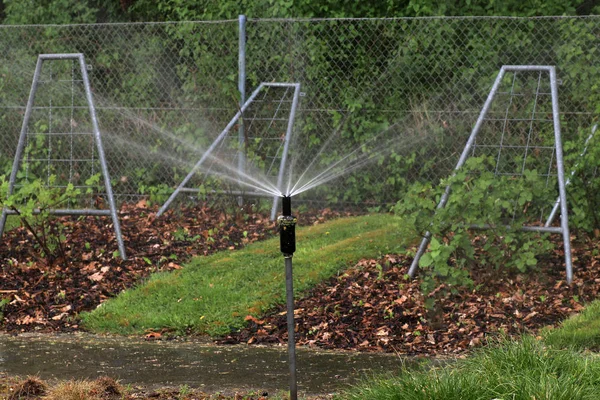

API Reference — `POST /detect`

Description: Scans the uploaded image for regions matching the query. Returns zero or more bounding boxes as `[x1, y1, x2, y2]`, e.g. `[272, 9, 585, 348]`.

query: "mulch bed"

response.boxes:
[0, 200, 343, 333]
[224, 235, 600, 355]
[1, 200, 599, 357]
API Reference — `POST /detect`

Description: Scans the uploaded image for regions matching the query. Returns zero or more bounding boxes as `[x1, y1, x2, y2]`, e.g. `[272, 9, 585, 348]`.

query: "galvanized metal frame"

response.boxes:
[237, 15, 247, 207]
[156, 82, 301, 218]
[545, 123, 597, 227]
[0, 53, 127, 260]
[408, 65, 573, 283]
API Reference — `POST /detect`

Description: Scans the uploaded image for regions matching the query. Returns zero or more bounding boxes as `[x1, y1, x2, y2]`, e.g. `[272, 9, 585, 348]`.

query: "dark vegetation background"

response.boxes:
[0, 0, 598, 232]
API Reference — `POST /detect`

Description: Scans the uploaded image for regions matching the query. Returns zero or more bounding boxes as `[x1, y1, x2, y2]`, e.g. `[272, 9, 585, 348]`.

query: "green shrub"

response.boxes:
[393, 156, 555, 304]
[0, 173, 100, 265]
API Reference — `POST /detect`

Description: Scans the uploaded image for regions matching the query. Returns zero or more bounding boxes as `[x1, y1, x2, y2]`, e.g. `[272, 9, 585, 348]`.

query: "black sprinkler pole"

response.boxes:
[278, 195, 297, 400]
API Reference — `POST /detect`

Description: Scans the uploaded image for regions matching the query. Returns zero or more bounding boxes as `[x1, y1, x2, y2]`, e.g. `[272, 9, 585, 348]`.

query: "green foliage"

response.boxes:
[0, 173, 99, 265]
[125, 0, 586, 20]
[137, 182, 172, 206]
[2, 0, 124, 24]
[393, 156, 555, 302]
[0, 297, 10, 321]
[562, 128, 600, 233]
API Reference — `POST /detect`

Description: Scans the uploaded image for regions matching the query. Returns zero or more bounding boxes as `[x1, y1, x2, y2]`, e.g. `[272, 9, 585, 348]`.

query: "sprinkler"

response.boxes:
[278, 195, 298, 400]
[279, 196, 296, 256]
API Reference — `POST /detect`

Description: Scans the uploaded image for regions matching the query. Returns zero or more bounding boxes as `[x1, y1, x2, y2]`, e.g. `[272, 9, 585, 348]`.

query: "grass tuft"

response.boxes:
[90, 376, 122, 399]
[43, 377, 123, 400]
[8, 376, 47, 400]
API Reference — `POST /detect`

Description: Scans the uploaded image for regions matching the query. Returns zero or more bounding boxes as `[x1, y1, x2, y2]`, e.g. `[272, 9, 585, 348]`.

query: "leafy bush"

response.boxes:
[0, 174, 100, 265]
[393, 156, 555, 303]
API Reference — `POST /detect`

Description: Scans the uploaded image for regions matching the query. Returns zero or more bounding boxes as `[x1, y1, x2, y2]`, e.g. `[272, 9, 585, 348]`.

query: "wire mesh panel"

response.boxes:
[408, 66, 573, 282]
[156, 82, 301, 218]
[0, 54, 126, 259]
[471, 69, 558, 198]
[0, 21, 240, 205]
[245, 17, 600, 208]
[0, 18, 598, 211]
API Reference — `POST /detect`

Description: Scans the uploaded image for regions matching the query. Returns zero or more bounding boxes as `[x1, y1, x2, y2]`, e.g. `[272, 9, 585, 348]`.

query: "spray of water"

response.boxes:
[286, 123, 417, 197]
[91, 91, 285, 198]
[3, 59, 447, 204]
[44, 81, 442, 201]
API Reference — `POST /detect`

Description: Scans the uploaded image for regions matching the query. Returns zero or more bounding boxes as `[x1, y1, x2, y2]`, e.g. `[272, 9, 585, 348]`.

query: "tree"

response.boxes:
[1, 0, 124, 25]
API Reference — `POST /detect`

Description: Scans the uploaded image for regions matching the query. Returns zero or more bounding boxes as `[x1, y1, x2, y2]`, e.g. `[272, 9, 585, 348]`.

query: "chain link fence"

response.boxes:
[0, 16, 598, 210]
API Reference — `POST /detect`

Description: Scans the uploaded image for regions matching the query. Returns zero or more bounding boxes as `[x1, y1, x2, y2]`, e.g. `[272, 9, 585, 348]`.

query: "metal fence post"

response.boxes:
[238, 15, 247, 206]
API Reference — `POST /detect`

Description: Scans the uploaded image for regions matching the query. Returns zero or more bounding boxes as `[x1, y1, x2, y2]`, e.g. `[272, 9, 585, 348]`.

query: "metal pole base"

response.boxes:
[285, 255, 298, 400]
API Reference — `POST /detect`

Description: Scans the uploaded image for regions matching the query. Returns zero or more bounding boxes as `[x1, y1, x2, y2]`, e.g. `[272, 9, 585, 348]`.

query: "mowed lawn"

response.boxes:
[82, 214, 409, 336]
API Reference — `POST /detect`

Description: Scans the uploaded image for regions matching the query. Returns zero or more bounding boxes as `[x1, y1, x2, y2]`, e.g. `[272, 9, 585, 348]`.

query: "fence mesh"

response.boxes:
[0, 17, 598, 210]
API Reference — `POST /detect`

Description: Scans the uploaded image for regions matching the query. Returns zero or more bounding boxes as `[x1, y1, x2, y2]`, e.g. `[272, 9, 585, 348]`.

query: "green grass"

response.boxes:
[543, 299, 600, 350]
[82, 214, 410, 336]
[2, 215, 21, 232]
[337, 336, 600, 400]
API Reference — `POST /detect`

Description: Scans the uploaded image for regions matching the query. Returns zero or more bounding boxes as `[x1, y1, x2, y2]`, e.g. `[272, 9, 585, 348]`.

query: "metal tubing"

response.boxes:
[1, 54, 127, 260]
[409, 65, 574, 283]
[156, 83, 269, 216]
[79, 54, 127, 260]
[271, 83, 301, 220]
[237, 15, 247, 207]
[408, 67, 508, 278]
[545, 124, 597, 226]
[39, 53, 88, 60]
[0, 56, 44, 238]
[285, 256, 298, 400]
[469, 224, 563, 234]
[549, 67, 573, 284]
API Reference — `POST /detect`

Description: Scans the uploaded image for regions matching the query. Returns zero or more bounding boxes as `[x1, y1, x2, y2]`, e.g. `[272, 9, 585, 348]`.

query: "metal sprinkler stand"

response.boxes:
[278, 195, 298, 400]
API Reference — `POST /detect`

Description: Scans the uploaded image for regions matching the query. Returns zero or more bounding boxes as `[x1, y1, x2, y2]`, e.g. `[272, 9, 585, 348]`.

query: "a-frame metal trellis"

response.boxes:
[408, 65, 573, 283]
[156, 82, 301, 219]
[0, 53, 126, 259]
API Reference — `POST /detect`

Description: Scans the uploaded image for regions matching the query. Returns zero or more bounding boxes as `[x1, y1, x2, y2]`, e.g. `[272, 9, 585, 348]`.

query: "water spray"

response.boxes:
[278, 195, 298, 400]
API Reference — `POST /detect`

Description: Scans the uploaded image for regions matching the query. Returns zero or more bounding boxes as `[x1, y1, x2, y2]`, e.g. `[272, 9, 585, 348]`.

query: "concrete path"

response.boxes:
[0, 333, 411, 395]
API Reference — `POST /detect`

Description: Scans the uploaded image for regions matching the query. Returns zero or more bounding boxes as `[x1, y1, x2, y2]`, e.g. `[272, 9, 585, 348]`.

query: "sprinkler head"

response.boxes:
[278, 196, 297, 257]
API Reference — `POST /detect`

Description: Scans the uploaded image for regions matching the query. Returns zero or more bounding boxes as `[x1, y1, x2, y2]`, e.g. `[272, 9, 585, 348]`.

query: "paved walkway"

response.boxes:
[0, 333, 409, 395]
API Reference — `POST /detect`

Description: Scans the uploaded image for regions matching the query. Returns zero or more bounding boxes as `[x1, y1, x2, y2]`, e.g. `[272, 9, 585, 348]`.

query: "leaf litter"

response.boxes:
[0, 201, 598, 357]
[1, 203, 599, 398]
[224, 235, 600, 355]
[0, 201, 345, 333]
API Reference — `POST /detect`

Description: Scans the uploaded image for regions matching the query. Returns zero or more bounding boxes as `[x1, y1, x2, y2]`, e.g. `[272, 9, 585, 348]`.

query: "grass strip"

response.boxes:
[338, 336, 600, 400]
[543, 299, 600, 350]
[82, 214, 409, 336]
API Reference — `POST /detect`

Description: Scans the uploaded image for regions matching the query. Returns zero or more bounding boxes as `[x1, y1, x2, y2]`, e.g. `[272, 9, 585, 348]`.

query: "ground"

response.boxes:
[0, 201, 599, 398]
[0, 374, 332, 399]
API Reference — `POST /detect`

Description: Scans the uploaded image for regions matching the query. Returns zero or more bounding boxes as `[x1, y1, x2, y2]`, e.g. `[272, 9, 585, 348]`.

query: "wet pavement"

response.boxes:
[0, 333, 414, 395]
